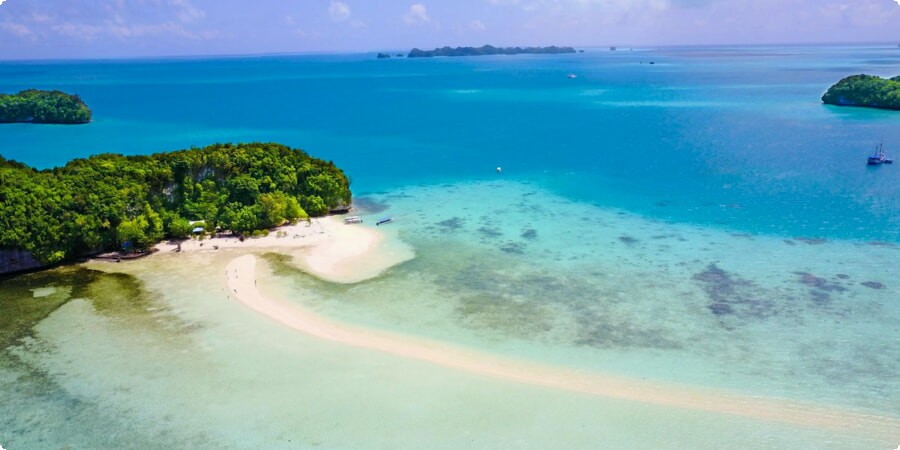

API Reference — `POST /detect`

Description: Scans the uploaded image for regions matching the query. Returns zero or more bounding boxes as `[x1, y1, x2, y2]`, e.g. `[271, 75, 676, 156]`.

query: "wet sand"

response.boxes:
[225, 254, 900, 440]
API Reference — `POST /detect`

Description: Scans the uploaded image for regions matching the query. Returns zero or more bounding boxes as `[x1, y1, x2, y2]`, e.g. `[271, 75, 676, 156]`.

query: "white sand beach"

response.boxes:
[154, 217, 335, 253]
[224, 254, 900, 439]
[154, 216, 414, 284]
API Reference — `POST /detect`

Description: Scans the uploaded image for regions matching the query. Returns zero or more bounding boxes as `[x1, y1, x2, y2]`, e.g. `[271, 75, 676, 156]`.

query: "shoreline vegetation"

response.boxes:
[821, 74, 900, 110]
[0, 142, 351, 273]
[0, 89, 92, 124]
[406, 45, 577, 58]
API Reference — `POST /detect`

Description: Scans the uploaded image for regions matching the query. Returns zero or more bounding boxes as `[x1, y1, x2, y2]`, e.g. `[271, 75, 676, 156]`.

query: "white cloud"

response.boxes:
[1, 21, 34, 38]
[470, 19, 486, 30]
[170, 0, 206, 23]
[0, 0, 7, 7]
[31, 13, 53, 24]
[404, 3, 430, 25]
[53, 22, 103, 40]
[329, 1, 351, 21]
[894, 0, 900, 6]
[0, 0, 220, 47]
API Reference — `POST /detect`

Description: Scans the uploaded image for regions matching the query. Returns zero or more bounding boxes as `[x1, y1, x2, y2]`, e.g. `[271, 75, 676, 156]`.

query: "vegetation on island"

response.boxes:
[0, 89, 92, 124]
[0, 143, 351, 264]
[821, 74, 900, 111]
[408, 45, 577, 58]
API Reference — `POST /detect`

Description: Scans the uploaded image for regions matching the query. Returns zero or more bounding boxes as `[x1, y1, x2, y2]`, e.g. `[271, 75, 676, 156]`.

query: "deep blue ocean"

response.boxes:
[1, 45, 898, 241]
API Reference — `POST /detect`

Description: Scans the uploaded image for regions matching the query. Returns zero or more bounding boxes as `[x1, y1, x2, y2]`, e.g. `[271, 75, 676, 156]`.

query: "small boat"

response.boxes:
[867, 142, 893, 165]
[343, 216, 363, 224]
[376, 217, 393, 226]
[567, 74, 577, 79]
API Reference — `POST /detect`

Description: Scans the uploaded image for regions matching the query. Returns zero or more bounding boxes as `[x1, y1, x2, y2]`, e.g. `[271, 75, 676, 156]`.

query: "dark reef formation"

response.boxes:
[692, 264, 774, 319]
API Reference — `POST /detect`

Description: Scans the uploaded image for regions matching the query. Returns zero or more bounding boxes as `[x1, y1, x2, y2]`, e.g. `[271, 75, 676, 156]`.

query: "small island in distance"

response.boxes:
[406, 45, 577, 58]
[821, 74, 900, 111]
[0, 89, 92, 124]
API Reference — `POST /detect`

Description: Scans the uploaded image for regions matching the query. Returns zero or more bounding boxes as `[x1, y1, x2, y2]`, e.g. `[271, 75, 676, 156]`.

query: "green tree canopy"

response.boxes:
[822, 74, 900, 110]
[0, 142, 351, 264]
[0, 89, 92, 124]
[167, 215, 193, 240]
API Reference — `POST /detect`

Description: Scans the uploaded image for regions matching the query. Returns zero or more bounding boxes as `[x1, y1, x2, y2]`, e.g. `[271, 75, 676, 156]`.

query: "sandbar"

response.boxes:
[225, 254, 900, 439]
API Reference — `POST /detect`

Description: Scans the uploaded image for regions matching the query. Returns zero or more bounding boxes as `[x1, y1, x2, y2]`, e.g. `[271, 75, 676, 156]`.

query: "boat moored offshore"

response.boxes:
[867, 143, 893, 165]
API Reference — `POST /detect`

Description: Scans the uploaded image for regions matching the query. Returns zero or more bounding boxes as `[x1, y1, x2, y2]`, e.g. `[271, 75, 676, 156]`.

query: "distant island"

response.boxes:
[0, 89, 92, 124]
[0, 143, 351, 272]
[407, 45, 577, 58]
[821, 74, 900, 111]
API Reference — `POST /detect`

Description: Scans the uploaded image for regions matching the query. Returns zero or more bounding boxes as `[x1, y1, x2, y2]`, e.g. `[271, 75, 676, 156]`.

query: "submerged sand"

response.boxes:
[225, 254, 900, 439]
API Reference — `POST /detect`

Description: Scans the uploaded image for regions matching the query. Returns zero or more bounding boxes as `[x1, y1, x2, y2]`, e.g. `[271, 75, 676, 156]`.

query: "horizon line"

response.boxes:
[0, 40, 897, 64]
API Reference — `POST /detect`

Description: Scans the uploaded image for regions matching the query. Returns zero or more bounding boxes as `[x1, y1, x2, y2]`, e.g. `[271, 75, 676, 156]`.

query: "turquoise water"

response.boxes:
[296, 180, 900, 413]
[1, 44, 899, 241]
[2, 46, 900, 448]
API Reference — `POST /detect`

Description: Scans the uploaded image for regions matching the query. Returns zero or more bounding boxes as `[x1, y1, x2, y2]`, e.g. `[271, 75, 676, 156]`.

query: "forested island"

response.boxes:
[408, 45, 576, 58]
[0, 143, 351, 270]
[821, 74, 900, 110]
[0, 89, 92, 124]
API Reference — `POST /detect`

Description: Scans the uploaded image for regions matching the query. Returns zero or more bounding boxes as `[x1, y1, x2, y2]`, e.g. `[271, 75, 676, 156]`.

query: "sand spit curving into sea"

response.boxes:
[226, 254, 900, 440]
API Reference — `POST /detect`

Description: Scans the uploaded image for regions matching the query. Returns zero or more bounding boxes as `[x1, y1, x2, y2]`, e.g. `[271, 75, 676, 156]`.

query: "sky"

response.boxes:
[0, 0, 899, 59]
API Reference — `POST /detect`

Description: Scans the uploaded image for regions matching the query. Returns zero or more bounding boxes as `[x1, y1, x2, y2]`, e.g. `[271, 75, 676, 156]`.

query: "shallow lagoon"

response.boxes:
[290, 181, 900, 413]
[2, 180, 898, 448]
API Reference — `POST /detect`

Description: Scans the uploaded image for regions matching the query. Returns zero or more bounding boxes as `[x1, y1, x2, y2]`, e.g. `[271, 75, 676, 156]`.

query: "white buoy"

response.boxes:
[496, 166, 502, 173]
